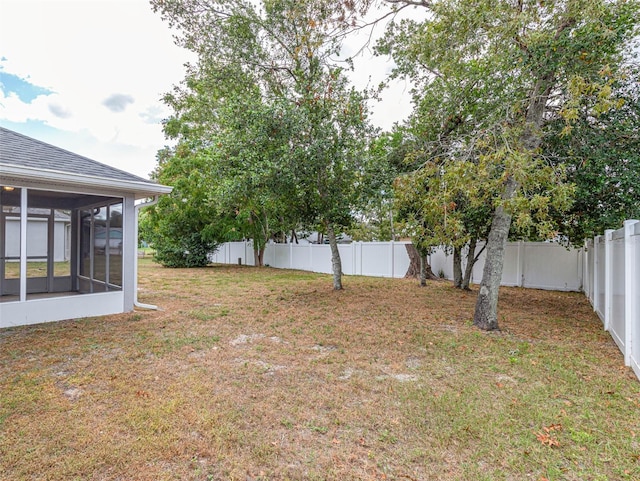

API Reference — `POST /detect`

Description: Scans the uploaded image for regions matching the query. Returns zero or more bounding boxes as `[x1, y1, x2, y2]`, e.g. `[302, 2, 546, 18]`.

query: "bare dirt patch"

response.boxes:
[1, 261, 638, 480]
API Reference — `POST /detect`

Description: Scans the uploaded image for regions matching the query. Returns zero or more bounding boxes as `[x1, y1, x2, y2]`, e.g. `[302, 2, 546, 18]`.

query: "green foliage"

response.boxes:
[545, 63, 640, 244]
[375, 0, 639, 326]
[377, 0, 640, 252]
[348, 129, 417, 241]
[376, 0, 639, 241]
[153, 232, 215, 268]
[143, 149, 223, 268]
[151, 0, 376, 282]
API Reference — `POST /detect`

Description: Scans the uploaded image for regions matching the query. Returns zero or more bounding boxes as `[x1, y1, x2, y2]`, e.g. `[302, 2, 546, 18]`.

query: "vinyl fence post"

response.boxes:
[518, 240, 525, 287]
[624, 220, 639, 366]
[593, 236, 600, 316]
[604, 229, 614, 331]
[352, 241, 356, 276]
[289, 241, 293, 269]
[389, 240, 395, 278]
[577, 246, 584, 293]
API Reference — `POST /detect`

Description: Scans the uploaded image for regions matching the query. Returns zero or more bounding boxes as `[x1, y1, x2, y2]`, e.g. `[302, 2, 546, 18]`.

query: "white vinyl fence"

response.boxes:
[210, 239, 584, 290]
[584, 220, 640, 380]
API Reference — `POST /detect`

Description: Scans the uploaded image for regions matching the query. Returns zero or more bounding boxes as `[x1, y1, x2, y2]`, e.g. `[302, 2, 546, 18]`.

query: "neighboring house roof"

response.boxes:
[0, 127, 171, 197]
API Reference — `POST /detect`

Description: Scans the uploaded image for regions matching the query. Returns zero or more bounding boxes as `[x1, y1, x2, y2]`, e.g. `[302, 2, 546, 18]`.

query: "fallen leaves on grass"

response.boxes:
[535, 424, 562, 447]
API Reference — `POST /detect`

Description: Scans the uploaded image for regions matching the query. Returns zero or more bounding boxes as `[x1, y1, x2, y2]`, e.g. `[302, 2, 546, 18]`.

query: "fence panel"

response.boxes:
[428, 248, 451, 279]
[360, 242, 394, 277]
[522, 243, 583, 291]
[228, 242, 249, 266]
[393, 242, 412, 278]
[500, 243, 522, 286]
[609, 229, 626, 352]
[291, 244, 309, 271]
[631, 225, 640, 379]
[212, 240, 585, 291]
[270, 244, 289, 268]
[584, 239, 594, 303]
[309, 244, 332, 274]
[585, 220, 640, 381]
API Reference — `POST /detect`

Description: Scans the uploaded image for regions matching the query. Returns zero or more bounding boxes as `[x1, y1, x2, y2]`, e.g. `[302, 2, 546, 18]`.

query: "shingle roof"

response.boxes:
[0, 126, 155, 184]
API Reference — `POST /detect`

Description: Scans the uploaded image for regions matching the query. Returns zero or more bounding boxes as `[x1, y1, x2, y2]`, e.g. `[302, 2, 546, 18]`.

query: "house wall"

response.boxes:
[0, 292, 126, 327]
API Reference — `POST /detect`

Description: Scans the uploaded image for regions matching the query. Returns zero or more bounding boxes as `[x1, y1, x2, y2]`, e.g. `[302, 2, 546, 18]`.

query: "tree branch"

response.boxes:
[385, 0, 433, 8]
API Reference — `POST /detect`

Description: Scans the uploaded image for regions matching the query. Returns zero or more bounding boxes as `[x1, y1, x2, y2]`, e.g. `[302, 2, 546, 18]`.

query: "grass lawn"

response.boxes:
[1, 259, 638, 480]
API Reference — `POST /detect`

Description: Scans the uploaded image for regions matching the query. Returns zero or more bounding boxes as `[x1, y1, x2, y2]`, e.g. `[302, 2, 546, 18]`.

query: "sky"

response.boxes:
[0, 0, 413, 180]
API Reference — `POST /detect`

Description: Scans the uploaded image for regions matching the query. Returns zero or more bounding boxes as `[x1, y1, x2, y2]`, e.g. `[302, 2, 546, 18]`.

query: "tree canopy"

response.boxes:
[147, 0, 640, 325]
[376, 0, 639, 329]
[545, 63, 640, 245]
[149, 0, 377, 283]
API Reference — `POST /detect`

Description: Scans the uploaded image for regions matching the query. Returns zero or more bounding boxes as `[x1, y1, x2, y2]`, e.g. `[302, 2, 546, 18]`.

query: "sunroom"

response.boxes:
[0, 127, 171, 328]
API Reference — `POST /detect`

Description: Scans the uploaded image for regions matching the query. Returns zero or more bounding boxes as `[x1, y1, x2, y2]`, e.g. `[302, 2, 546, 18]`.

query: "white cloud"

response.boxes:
[103, 94, 135, 113]
[48, 103, 72, 119]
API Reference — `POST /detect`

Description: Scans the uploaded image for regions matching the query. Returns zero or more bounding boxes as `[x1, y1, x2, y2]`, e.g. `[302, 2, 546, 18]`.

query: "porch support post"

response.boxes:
[19, 188, 27, 302]
[124, 196, 135, 310]
[47, 210, 54, 292]
[70, 209, 79, 291]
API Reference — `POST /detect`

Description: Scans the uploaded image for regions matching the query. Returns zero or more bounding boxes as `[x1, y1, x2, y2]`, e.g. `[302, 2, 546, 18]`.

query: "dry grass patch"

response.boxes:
[1, 259, 639, 480]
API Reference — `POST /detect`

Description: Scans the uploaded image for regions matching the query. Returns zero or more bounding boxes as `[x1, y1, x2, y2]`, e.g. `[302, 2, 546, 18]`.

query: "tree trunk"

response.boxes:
[404, 244, 437, 280]
[419, 255, 429, 286]
[461, 237, 482, 290]
[473, 73, 552, 330]
[453, 246, 462, 288]
[405, 244, 421, 278]
[473, 177, 518, 330]
[326, 222, 343, 290]
[253, 245, 265, 267]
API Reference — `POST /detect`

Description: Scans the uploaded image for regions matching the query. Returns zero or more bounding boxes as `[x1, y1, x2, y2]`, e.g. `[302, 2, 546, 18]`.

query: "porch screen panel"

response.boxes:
[26, 211, 49, 285]
[108, 203, 123, 288]
[53, 210, 71, 276]
[1, 189, 21, 294]
[93, 207, 108, 284]
[79, 209, 92, 279]
[3, 206, 20, 280]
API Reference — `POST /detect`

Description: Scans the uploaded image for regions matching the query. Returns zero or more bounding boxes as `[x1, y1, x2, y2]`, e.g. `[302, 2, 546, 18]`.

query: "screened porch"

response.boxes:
[1, 186, 125, 303]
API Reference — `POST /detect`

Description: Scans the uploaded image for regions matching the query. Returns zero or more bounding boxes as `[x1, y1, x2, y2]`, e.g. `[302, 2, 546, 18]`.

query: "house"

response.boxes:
[0, 127, 171, 328]
[4, 207, 72, 262]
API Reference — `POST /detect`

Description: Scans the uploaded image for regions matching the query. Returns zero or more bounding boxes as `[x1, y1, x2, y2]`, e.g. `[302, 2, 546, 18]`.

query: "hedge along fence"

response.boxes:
[584, 220, 640, 380]
[210, 239, 584, 290]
